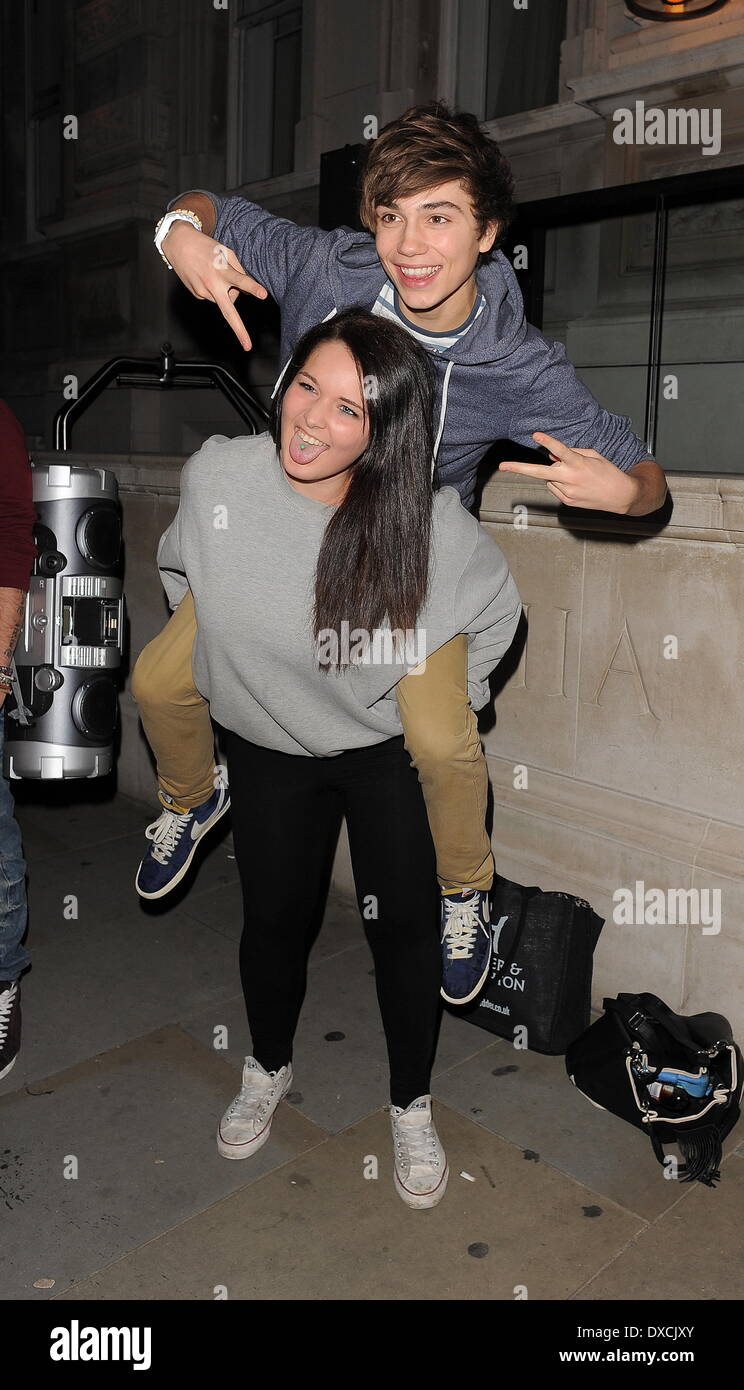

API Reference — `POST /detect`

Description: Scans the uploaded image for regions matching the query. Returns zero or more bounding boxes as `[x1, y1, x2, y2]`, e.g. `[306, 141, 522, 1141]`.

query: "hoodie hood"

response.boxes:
[325, 224, 528, 366]
[270, 224, 530, 483]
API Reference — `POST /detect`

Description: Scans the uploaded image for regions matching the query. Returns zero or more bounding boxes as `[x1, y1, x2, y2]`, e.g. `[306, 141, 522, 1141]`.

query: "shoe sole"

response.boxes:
[440, 938, 493, 1006]
[135, 795, 231, 900]
[216, 1070, 294, 1160]
[0, 1054, 17, 1082]
[394, 1160, 449, 1209]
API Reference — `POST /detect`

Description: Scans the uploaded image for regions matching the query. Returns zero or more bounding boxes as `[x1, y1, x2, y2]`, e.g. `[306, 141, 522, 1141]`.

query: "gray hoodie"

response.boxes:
[157, 432, 523, 757]
[168, 190, 656, 513]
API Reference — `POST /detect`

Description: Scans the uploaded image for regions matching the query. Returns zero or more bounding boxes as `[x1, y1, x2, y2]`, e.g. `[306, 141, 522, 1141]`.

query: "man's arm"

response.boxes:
[624, 458, 668, 516]
[501, 331, 668, 515]
[158, 191, 267, 351]
[0, 402, 36, 706]
[157, 188, 333, 350]
[502, 434, 668, 517]
[165, 191, 218, 237]
[0, 589, 26, 709]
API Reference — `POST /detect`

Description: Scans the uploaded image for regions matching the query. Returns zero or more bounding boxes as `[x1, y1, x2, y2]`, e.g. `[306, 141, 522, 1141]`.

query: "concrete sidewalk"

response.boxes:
[2, 787, 742, 1301]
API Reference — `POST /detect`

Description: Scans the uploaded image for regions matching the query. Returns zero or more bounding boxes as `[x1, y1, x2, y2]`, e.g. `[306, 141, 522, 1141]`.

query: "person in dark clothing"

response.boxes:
[0, 400, 37, 1080]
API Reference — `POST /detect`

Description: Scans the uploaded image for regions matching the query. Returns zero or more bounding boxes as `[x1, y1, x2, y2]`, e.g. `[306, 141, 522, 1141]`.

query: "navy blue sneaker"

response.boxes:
[135, 782, 230, 899]
[440, 888, 492, 1005]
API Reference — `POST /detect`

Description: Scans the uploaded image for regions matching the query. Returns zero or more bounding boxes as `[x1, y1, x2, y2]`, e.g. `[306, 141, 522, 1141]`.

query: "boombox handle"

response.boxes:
[53, 342, 269, 450]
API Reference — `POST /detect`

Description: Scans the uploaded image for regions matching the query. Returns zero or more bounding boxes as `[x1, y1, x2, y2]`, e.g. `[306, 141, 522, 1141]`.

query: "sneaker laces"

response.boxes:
[225, 1067, 284, 1125]
[0, 983, 17, 1046]
[144, 807, 192, 865]
[442, 892, 482, 960]
[392, 1099, 441, 1171]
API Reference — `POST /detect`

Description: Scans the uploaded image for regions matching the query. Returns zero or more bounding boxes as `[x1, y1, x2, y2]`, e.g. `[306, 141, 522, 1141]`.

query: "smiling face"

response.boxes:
[373, 179, 499, 332]
[279, 340, 370, 505]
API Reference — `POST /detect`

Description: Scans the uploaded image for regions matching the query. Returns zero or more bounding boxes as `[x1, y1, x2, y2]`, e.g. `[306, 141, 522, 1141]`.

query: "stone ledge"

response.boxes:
[485, 753, 743, 875]
[479, 469, 744, 541]
[482, 102, 604, 144]
[567, 34, 744, 115]
[31, 450, 744, 538]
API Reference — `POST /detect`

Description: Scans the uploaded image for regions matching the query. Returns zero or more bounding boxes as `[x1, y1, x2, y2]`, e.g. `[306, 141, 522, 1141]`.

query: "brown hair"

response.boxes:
[357, 101, 516, 259]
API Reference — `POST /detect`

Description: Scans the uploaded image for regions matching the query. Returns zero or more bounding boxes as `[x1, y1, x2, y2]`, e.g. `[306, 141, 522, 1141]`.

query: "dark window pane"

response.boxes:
[271, 15, 301, 177]
[655, 198, 744, 475]
[542, 214, 655, 451]
[485, 0, 567, 119]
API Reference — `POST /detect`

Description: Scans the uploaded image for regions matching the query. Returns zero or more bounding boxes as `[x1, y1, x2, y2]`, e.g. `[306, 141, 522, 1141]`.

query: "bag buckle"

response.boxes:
[628, 1010, 646, 1030]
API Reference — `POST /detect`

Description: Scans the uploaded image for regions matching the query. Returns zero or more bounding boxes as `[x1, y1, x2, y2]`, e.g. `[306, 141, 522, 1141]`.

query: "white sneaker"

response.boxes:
[389, 1094, 449, 1208]
[217, 1056, 293, 1160]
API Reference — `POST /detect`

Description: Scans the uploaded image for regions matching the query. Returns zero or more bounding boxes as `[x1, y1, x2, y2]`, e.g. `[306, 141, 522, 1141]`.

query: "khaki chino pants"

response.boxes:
[131, 590, 494, 892]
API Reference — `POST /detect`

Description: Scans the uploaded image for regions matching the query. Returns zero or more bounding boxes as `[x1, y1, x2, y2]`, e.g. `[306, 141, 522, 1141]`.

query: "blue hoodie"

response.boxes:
[168, 191, 656, 513]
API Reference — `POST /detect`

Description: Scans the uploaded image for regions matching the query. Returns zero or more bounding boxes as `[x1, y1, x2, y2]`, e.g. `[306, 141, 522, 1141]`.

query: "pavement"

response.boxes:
[2, 785, 742, 1302]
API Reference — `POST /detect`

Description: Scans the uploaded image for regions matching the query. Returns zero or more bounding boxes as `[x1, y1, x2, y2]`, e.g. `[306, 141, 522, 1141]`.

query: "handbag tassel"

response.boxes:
[677, 1126, 723, 1188]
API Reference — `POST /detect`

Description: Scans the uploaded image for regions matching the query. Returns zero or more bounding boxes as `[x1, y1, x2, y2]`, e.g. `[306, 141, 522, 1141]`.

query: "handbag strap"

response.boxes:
[603, 994, 718, 1057]
[496, 884, 541, 979]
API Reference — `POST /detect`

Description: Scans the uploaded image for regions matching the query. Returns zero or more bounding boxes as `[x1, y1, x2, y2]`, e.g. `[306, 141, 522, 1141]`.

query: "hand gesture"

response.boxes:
[163, 221, 268, 351]
[500, 432, 639, 514]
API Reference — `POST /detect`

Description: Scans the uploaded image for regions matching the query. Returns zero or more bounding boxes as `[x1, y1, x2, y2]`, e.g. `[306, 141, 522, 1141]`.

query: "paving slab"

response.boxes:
[3, 880, 239, 1088]
[25, 821, 237, 931]
[53, 1099, 646, 1301]
[183, 928, 506, 1134]
[431, 1031, 742, 1223]
[13, 788, 150, 863]
[574, 1151, 744, 1300]
[0, 1025, 327, 1300]
[52, 1095, 645, 1301]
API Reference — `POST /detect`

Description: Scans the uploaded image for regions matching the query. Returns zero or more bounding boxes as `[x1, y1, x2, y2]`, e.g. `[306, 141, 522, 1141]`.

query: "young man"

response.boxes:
[140, 102, 667, 999]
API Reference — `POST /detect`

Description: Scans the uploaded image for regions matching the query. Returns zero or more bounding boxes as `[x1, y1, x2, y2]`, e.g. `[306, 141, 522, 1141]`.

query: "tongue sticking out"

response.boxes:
[289, 430, 329, 466]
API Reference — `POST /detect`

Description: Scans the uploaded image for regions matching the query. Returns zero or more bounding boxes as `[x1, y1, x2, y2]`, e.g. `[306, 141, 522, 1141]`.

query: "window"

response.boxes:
[485, 0, 567, 120]
[27, 0, 64, 225]
[503, 166, 744, 475]
[456, 0, 567, 120]
[228, 0, 302, 184]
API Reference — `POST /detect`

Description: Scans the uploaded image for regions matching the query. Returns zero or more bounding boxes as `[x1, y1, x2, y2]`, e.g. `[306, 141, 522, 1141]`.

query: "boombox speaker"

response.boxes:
[3, 461, 124, 780]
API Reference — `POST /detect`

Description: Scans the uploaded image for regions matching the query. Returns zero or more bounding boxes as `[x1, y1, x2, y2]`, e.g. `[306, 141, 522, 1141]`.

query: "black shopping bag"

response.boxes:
[459, 875, 604, 1055]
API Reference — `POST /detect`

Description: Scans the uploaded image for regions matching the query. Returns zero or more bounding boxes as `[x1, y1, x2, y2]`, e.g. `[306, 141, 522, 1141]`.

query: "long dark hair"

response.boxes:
[268, 307, 436, 669]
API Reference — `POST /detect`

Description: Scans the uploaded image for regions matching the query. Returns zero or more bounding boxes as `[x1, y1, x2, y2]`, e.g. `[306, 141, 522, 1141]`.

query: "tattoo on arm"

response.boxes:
[0, 589, 27, 665]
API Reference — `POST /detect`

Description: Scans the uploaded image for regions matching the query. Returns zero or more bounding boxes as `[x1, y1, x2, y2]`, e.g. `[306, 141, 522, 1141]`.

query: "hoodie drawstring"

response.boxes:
[432, 359, 453, 478]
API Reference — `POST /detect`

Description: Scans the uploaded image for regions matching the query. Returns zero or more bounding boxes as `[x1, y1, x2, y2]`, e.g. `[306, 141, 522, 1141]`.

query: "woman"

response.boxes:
[155, 308, 521, 1208]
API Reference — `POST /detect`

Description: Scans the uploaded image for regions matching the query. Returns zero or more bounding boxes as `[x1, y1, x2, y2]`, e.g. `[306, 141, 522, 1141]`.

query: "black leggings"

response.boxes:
[224, 730, 442, 1109]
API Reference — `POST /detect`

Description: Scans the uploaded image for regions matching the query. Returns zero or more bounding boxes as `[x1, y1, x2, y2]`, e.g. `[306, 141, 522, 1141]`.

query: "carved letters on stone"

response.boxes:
[589, 617, 658, 719]
[514, 606, 659, 717]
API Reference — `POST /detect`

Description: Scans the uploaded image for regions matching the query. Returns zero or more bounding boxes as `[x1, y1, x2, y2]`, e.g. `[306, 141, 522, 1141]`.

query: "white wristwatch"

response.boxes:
[154, 209, 203, 268]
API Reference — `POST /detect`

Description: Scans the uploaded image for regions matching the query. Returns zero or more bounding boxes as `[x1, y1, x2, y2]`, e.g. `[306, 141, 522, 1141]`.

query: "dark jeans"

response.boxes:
[225, 730, 442, 1109]
[0, 711, 30, 983]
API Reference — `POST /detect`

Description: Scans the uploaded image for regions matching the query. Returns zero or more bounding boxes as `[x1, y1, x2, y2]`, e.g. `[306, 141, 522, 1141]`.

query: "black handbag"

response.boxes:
[566, 991, 743, 1187]
[459, 874, 604, 1055]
